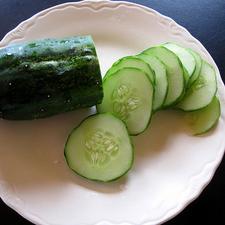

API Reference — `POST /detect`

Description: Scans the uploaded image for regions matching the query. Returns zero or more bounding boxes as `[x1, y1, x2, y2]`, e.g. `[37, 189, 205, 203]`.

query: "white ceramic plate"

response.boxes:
[0, 1, 225, 225]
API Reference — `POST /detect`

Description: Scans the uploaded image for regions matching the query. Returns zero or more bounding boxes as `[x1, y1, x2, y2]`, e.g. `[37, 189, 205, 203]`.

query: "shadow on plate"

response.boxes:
[132, 109, 187, 170]
[0, 107, 127, 196]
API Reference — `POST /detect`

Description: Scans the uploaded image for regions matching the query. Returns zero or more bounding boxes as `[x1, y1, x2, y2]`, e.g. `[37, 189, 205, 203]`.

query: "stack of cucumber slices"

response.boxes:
[65, 43, 221, 182]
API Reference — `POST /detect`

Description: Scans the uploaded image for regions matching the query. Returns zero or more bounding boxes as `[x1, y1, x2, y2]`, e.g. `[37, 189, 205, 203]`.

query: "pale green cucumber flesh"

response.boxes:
[97, 67, 154, 135]
[137, 53, 168, 111]
[143, 46, 185, 107]
[64, 113, 134, 182]
[187, 49, 202, 87]
[177, 60, 217, 111]
[185, 96, 220, 135]
[105, 56, 155, 84]
[164, 43, 196, 79]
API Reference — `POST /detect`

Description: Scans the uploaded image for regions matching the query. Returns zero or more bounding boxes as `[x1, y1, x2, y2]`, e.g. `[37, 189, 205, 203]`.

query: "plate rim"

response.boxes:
[0, 1, 225, 225]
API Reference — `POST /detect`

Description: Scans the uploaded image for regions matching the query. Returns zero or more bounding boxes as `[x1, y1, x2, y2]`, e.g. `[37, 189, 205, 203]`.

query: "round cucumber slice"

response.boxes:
[64, 113, 134, 182]
[164, 43, 196, 80]
[105, 56, 155, 85]
[137, 53, 168, 111]
[177, 60, 217, 111]
[143, 46, 185, 107]
[97, 67, 154, 135]
[185, 96, 220, 135]
[187, 49, 202, 87]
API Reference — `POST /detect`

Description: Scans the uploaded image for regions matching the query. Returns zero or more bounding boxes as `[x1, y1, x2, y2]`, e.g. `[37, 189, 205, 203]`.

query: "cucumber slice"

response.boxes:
[105, 56, 155, 84]
[185, 96, 220, 135]
[164, 43, 196, 80]
[143, 46, 185, 107]
[177, 60, 217, 111]
[187, 49, 202, 87]
[64, 113, 134, 182]
[137, 53, 168, 111]
[97, 68, 154, 135]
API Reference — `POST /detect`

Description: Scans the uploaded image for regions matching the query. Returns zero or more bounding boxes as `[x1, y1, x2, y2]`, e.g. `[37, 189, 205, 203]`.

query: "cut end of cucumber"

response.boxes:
[64, 113, 134, 182]
[185, 96, 220, 135]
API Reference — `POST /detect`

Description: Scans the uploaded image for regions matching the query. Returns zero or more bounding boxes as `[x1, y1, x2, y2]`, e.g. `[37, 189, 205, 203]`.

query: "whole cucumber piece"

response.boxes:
[0, 36, 103, 120]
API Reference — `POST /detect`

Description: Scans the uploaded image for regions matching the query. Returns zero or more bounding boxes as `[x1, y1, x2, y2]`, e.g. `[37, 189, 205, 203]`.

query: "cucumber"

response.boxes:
[143, 46, 185, 107]
[185, 96, 220, 135]
[164, 43, 196, 81]
[64, 113, 134, 182]
[0, 36, 103, 120]
[137, 53, 168, 111]
[105, 56, 155, 84]
[177, 60, 217, 111]
[187, 49, 202, 87]
[97, 68, 154, 135]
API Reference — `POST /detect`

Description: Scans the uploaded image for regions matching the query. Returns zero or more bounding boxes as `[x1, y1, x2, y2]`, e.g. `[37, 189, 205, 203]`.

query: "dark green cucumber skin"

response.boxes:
[0, 36, 103, 120]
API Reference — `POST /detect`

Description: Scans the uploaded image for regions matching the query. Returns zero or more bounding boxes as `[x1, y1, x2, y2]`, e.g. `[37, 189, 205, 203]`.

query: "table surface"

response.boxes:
[0, 0, 225, 224]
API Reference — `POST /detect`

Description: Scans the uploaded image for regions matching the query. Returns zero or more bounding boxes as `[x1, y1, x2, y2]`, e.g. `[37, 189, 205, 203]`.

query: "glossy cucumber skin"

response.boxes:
[0, 36, 103, 120]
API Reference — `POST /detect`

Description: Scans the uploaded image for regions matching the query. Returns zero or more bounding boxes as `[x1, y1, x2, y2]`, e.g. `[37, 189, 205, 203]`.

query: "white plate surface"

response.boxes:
[0, 1, 225, 225]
